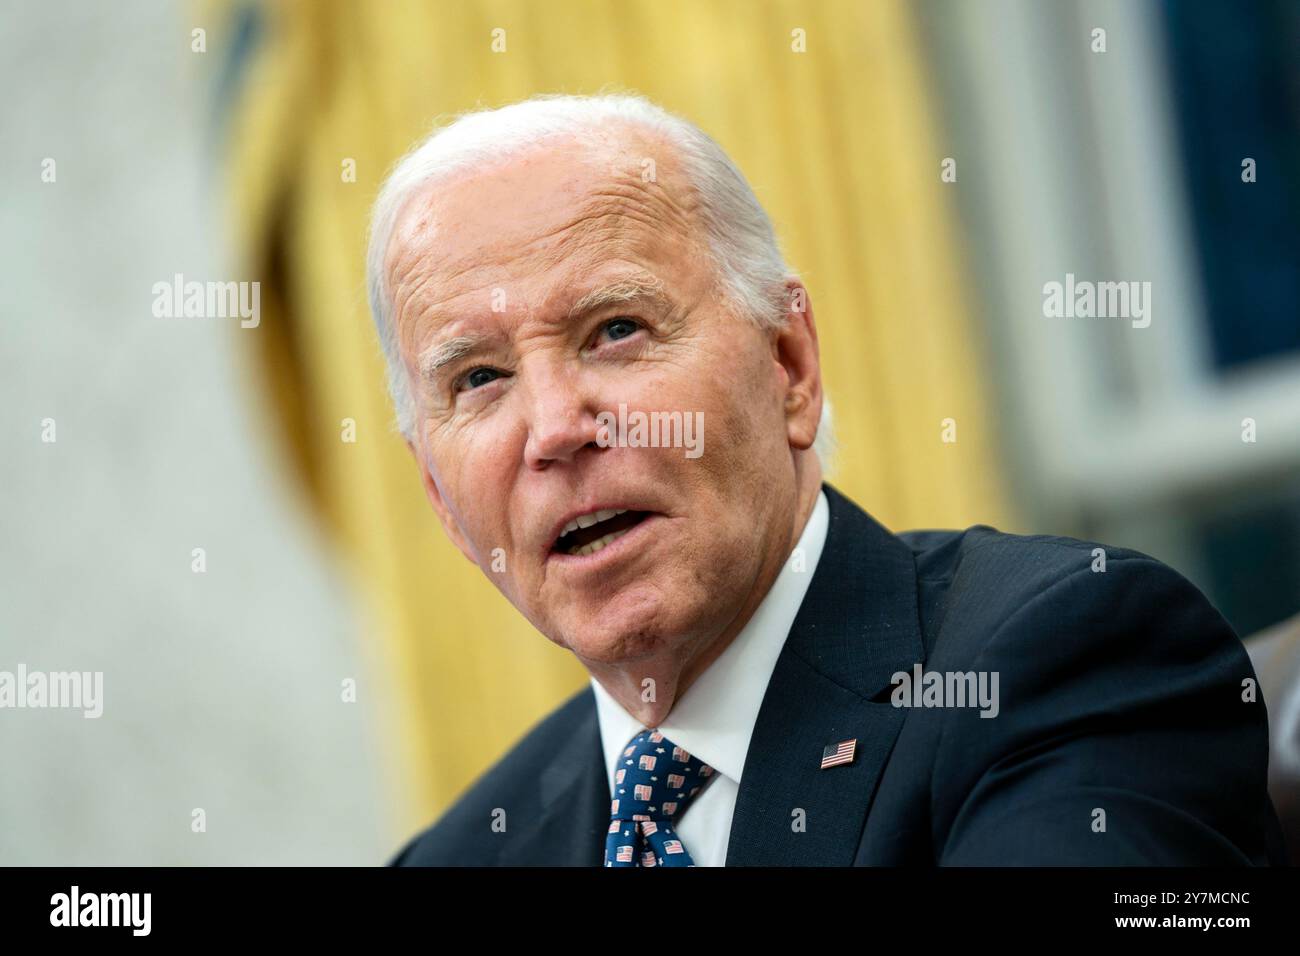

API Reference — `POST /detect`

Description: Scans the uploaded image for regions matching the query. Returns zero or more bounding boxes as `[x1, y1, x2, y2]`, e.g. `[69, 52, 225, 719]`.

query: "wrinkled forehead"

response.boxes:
[384, 129, 707, 340]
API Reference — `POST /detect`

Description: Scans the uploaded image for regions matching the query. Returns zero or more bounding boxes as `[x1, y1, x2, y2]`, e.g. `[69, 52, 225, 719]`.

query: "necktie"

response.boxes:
[604, 728, 716, 867]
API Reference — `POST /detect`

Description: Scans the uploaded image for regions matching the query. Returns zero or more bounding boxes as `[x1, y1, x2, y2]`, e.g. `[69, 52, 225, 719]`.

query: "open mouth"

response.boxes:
[551, 509, 651, 557]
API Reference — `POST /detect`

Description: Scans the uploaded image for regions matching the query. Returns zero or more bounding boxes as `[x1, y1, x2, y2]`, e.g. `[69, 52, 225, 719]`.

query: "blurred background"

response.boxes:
[2, 0, 1297, 864]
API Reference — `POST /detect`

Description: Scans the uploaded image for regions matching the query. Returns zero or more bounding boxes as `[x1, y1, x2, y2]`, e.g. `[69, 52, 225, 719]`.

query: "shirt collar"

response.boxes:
[591, 489, 830, 790]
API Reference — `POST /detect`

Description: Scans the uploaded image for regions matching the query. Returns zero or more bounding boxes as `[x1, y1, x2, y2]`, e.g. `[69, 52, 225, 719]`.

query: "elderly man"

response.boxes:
[367, 93, 1285, 866]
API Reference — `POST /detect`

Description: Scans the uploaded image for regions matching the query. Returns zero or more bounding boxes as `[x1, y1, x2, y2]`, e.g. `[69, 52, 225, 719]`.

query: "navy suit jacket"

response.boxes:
[392, 483, 1288, 865]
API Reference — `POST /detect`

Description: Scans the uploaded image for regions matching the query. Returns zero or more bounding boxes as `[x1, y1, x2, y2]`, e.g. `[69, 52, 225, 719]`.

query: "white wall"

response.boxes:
[0, 0, 393, 864]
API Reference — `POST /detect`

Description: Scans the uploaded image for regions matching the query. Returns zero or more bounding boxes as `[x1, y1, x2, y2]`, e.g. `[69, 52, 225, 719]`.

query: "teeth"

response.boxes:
[560, 508, 629, 539]
[569, 526, 634, 557]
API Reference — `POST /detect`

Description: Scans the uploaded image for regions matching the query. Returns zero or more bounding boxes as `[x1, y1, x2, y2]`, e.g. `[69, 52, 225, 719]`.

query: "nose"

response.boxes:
[522, 366, 604, 470]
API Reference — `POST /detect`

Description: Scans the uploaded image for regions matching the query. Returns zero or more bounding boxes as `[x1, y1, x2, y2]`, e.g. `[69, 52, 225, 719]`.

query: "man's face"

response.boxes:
[386, 127, 817, 669]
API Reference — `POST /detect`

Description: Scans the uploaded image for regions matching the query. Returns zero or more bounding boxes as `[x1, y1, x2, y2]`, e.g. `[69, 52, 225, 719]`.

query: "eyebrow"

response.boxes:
[418, 333, 490, 386]
[417, 272, 673, 388]
[566, 273, 671, 320]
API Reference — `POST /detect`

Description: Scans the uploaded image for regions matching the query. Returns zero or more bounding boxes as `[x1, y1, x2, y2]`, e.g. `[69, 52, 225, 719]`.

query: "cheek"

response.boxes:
[698, 350, 777, 447]
[428, 423, 516, 542]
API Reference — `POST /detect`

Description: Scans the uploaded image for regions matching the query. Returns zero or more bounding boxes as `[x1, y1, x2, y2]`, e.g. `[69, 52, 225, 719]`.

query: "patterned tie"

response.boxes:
[603, 728, 716, 867]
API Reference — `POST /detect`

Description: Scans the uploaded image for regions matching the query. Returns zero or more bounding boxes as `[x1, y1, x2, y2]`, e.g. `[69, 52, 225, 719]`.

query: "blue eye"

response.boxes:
[463, 367, 501, 390]
[602, 318, 640, 342]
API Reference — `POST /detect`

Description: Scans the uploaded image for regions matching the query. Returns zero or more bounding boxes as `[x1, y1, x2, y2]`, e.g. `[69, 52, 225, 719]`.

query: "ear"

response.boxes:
[773, 279, 823, 452]
[407, 436, 479, 566]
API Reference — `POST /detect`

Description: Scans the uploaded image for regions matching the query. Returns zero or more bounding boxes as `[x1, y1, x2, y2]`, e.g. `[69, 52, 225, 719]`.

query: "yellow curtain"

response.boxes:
[225, 0, 1012, 839]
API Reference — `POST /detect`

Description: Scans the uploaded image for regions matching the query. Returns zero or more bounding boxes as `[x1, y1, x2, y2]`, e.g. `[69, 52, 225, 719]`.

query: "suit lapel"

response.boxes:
[496, 688, 610, 866]
[725, 483, 925, 866]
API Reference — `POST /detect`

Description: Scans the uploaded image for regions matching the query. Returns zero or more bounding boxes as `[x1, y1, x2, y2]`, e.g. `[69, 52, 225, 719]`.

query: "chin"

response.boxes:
[554, 599, 684, 666]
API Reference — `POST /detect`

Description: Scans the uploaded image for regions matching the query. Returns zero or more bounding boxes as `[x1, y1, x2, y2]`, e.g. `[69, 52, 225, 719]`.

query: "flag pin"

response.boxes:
[820, 738, 856, 769]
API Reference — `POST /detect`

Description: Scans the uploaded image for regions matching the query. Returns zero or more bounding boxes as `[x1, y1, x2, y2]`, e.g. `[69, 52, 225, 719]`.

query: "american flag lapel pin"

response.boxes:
[820, 738, 857, 769]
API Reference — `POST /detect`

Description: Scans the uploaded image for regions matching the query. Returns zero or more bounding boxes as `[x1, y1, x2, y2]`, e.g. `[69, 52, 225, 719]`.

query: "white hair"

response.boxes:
[365, 91, 834, 470]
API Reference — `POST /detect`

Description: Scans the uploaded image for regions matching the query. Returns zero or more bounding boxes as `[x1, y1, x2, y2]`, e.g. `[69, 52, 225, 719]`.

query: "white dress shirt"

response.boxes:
[591, 489, 830, 866]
